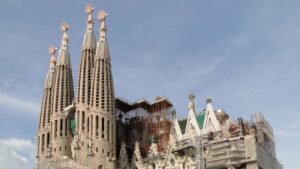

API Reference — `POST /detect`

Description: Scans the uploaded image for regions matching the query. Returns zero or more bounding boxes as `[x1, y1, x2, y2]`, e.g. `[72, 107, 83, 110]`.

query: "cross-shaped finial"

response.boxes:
[98, 10, 108, 22]
[188, 94, 195, 101]
[60, 22, 70, 33]
[48, 45, 56, 56]
[85, 3, 95, 15]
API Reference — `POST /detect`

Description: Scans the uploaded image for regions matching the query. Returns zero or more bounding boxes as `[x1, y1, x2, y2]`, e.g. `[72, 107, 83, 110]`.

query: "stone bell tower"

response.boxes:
[87, 9, 116, 169]
[37, 45, 57, 163]
[73, 5, 116, 169]
[50, 22, 75, 158]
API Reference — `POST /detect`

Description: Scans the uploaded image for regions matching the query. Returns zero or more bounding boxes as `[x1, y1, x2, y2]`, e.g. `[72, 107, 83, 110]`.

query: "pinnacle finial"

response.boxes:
[98, 10, 108, 41]
[85, 3, 95, 14]
[98, 10, 108, 22]
[188, 94, 195, 110]
[85, 3, 95, 30]
[61, 22, 70, 32]
[206, 97, 212, 104]
[188, 94, 195, 101]
[48, 45, 57, 64]
[60, 22, 70, 49]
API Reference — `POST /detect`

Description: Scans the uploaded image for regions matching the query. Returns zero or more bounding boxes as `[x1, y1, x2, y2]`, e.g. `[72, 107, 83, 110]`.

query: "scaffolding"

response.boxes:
[116, 96, 173, 157]
[195, 135, 206, 169]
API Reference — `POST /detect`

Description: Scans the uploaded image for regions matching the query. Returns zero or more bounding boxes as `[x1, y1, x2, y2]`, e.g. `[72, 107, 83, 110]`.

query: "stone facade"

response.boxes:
[36, 4, 283, 169]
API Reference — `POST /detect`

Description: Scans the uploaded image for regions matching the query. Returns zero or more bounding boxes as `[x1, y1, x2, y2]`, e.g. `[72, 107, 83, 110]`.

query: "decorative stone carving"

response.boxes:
[98, 10, 108, 22]
[98, 10, 108, 41]
[188, 94, 195, 111]
[87, 138, 94, 157]
[60, 22, 70, 48]
[48, 45, 57, 65]
[85, 3, 94, 14]
[46, 143, 52, 158]
[85, 3, 95, 30]
[71, 133, 80, 159]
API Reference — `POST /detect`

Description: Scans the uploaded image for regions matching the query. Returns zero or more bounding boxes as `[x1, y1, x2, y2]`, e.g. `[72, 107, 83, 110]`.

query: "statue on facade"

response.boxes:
[46, 143, 52, 158]
[71, 133, 80, 159]
[87, 138, 94, 157]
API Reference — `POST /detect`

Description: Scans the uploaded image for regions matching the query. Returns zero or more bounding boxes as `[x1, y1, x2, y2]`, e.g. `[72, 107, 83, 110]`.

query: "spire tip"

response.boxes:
[206, 97, 212, 104]
[48, 45, 56, 64]
[60, 22, 70, 48]
[97, 10, 108, 22]
[97, 10, 108, 41]
[48, 45, 56, 55]
[85, 3, 95, 15]
[60, 22, 70, 33]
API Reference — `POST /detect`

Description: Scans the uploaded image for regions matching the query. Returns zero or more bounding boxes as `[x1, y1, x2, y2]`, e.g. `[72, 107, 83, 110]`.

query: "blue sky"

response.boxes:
[0, 0, 299, 168]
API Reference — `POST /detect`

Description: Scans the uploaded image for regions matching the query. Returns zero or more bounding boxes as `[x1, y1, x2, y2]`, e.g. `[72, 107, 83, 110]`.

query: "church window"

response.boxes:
[107, 120, 110, 141]
[82, 111, 85, 131]
[102, 118, 104, 138]
[96, 116, 99, 136]
[47, 132, 50, 147]
[65, 118, 68, 136]
[60, 119, 63, 136]
[54, 120, 57, 138]
[91, 115, 94, 136]
[87, 117, 90, 133]
[41, 134, 45, 152]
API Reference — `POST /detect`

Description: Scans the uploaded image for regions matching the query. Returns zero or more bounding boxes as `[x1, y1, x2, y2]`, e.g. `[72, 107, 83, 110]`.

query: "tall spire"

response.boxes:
[37, 45, 57, 163]
[91, 10, 115, 112]
[76, 3, 96, 136]
[53, 22, 74, 112]
[44, 45, 56, 88]
[51, 22, 74, 157]
[57, 23, 71, 66]
[82, 3, 96, 49]
[98, 10, 108, 42]
[77, 3, 96, 105]
[87, 10, 116, 168]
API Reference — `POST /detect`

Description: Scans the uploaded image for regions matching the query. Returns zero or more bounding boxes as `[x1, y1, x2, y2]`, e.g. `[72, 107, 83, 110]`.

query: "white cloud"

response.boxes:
[0, 138, 36, 169]
[11, 150, 28, 163]
[0, 137, 36, 150]
[0, 92, 39, 114]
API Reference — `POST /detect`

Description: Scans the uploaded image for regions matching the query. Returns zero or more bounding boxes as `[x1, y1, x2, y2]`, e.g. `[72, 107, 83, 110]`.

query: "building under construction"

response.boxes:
[115, 96, 173, 158]
[116, 96, 283, 169]
[35, 3, 283, 169]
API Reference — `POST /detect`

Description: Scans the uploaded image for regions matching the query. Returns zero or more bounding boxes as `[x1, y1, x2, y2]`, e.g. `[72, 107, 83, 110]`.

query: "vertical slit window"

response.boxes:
[65, 118, 68, 136]
[107, 120, 109, 141]
[96, 116, 99, 136]
[102, 117, 104, 138]
[60, 119, 63, 136]
[82, 111, 85, 131]
[55, 120, 57, 138]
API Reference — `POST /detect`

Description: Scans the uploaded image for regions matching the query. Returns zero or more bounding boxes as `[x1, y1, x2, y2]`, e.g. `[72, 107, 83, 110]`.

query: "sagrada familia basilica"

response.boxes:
[36, 4, 283, 169]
